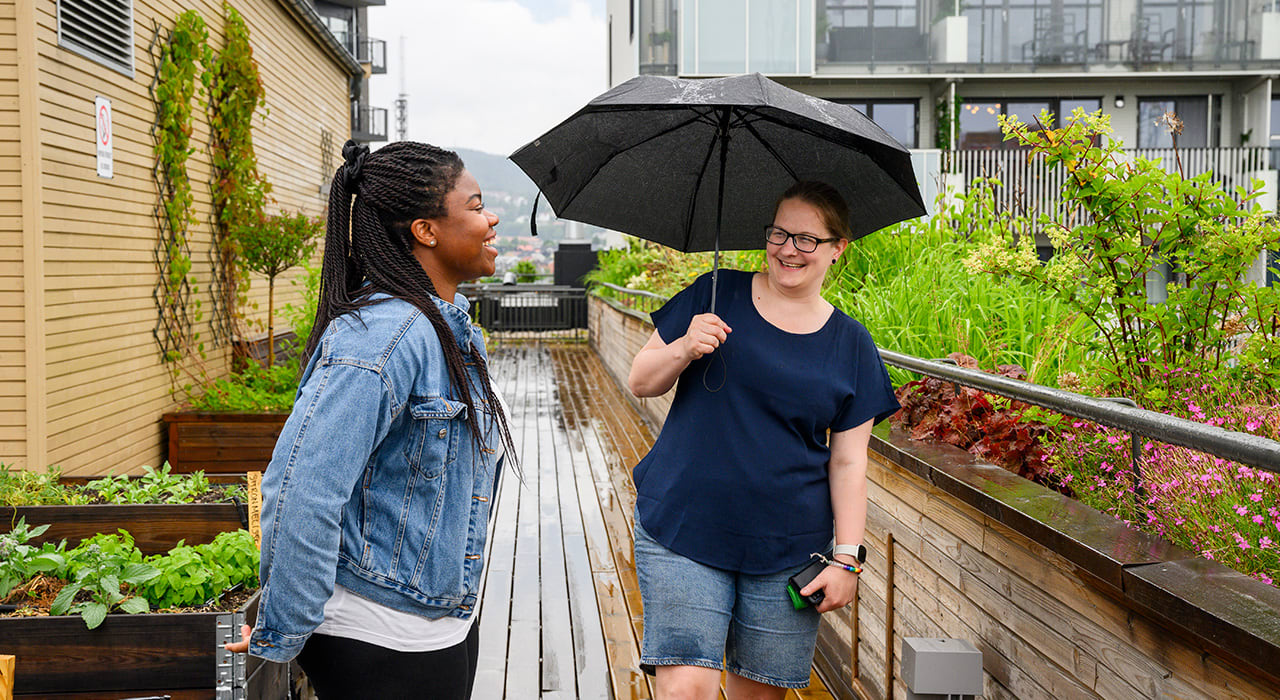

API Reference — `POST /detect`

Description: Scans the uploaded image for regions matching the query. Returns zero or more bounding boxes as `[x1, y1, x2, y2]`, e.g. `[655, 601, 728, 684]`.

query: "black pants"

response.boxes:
[297, 623, 480, 699]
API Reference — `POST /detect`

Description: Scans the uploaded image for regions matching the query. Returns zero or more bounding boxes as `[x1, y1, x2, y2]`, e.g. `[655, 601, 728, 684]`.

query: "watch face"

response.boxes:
[854, 545, 867, 563]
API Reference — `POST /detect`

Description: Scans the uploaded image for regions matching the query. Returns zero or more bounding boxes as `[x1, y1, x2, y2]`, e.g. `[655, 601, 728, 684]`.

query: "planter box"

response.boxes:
[6, 503, 246, 556]
[163, 413, 289, 475]
[3, 591, 286, 699]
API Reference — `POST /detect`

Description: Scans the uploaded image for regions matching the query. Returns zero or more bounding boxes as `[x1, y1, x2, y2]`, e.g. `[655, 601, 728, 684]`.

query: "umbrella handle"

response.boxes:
[529, 191, 542, 237]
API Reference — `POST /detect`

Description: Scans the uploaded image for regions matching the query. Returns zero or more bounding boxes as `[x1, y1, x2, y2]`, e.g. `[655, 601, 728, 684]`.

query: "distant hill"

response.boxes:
[453, 147, 537, 198]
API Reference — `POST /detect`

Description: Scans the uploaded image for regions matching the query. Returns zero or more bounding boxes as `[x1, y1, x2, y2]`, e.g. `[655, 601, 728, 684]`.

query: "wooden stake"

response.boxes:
[247, 471, 263, 549]
[0, 654, 14, 700]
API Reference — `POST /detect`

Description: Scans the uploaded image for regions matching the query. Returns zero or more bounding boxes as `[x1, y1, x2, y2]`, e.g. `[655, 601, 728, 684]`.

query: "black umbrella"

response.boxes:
[510, 73, 927, 310]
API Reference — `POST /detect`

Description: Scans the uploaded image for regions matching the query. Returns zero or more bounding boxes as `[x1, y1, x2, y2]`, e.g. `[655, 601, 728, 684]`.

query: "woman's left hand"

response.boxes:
[800, 565, 859, 613]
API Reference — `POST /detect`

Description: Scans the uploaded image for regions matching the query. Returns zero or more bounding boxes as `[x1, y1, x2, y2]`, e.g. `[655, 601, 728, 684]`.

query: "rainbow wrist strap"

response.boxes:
[812, 552, 862, 575]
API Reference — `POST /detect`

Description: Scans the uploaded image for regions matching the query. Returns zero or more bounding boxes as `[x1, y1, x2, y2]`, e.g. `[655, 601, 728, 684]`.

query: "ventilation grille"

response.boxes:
[58, 0, 134, 75]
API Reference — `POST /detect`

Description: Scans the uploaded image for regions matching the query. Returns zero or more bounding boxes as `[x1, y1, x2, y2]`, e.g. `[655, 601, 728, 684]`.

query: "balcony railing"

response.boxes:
[358, 38, 386, 74]
[932, 146, 1276, 221]
[656, 0, 1277, 74]
[351, 104, 388, 143]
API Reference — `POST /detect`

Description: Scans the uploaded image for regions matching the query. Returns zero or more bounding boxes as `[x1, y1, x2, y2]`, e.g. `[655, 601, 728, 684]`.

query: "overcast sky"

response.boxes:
[367, 0, 608, 157]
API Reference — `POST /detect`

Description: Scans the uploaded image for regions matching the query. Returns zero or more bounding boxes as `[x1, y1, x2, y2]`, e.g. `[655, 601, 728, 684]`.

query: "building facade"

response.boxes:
[2, 0, 360, 475]
[310, 0, 389, 144]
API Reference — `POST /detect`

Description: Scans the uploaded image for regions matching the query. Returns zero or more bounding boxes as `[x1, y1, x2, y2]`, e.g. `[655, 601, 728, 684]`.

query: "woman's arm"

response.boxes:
[800, 417, 874, 613]
[627, 314, 731, 397]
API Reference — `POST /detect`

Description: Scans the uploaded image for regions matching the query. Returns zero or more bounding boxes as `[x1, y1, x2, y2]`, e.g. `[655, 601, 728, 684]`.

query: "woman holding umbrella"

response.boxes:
[224, 140, 514, 699]
[628, 181, 900, 697]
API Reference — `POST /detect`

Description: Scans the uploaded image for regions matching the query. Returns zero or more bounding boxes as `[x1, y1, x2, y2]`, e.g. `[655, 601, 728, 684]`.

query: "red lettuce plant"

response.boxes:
[891, 353, 1067, 493]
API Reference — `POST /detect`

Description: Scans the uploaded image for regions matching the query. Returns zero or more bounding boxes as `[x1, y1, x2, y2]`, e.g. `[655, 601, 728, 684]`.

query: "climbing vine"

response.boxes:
[207, 1, 269, 340]
[149, 11, 211, 374]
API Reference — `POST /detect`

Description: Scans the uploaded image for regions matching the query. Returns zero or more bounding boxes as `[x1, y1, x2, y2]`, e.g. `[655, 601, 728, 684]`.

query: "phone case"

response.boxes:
[786, 556, 827, 609]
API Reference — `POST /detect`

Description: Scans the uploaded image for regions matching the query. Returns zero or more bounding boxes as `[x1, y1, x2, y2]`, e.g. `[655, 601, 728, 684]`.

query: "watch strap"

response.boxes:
[834, 543, 867, 563]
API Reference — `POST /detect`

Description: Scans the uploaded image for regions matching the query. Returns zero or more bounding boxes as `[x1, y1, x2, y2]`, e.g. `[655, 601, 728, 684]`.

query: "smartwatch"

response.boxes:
[834, 543, 867, 563]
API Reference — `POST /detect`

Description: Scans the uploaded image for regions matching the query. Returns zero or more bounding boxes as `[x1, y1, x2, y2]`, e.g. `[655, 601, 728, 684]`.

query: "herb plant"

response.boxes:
[51, 532, 159, 629]
[142, 530, 260, 609]
[0, 519, 67, 600]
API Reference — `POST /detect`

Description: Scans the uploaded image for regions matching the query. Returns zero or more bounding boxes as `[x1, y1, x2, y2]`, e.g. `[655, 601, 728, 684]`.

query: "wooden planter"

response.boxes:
[162, 412, 289, 475]
[3, 591, 286, 699]
[7, 503, 247, 556]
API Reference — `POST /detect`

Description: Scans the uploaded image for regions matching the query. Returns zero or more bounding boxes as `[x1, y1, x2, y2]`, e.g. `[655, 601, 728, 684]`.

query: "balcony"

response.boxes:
[351, 104, 388, 143]
[654, 0, 1279, 76]
[358, 37, 386, 74]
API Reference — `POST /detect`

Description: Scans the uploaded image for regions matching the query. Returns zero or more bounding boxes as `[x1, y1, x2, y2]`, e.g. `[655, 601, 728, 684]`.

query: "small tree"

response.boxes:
[962, 108, 1280, 401]
[513, 260, 538, 283]
[236, 212, 320, 366]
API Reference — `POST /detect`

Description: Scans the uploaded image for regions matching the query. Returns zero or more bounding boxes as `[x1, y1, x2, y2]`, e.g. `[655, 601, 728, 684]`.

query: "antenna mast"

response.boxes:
[394, 35, 408, 141]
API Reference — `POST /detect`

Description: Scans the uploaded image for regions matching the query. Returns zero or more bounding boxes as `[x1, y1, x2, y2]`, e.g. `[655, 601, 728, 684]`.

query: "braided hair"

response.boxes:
[307, 139, 515, 465]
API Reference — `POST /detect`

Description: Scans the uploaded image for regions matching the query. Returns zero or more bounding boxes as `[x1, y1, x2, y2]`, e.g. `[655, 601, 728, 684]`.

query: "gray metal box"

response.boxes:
[901, 637, 983, 696]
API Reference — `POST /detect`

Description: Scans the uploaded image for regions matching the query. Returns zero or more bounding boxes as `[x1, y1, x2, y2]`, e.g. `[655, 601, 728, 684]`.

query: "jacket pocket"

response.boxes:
[407, 396, 468, 479]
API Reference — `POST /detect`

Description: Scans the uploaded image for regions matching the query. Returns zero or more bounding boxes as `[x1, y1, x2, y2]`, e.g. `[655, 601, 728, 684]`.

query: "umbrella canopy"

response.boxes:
[509, 73, 927, 254]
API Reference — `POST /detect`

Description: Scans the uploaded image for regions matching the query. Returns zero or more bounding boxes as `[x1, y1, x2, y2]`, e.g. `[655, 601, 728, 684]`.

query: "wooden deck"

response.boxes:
[475, 342, 836, 699]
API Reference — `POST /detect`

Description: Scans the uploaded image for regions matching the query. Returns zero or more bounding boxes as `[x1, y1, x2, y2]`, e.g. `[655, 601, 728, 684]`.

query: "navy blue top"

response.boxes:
[633, 270, 901, 574]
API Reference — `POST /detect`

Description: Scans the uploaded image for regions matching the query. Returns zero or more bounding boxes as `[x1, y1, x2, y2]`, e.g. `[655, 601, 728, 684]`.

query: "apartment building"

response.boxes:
[312, 0, 389, 143]
[608, 0, 1278, 279]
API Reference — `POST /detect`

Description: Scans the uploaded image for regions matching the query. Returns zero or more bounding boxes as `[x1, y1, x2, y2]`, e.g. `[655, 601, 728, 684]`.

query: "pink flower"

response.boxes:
[1261, 537, 1274, 549]
[1251, 493, 1264, 502]
[1246, 419, 1262, 432]
[1260, 574, 1274, 585]
[1235, 505, 1249, 516]
[1255, 515, 1265, 525]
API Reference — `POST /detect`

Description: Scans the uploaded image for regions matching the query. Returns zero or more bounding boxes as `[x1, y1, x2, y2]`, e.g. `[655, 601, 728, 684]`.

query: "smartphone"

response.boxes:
[786, 555, 826, 610]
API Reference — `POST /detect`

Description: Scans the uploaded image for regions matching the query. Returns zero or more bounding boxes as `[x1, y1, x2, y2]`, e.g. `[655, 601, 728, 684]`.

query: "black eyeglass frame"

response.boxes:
[763, 225, 842, 253]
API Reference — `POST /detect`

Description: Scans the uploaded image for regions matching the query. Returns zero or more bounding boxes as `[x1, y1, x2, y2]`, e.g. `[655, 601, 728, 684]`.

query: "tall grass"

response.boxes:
[824, 215, 1093, 387]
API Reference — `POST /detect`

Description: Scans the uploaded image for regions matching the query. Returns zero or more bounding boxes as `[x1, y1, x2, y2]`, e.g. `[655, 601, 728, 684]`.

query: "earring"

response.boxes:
[427, 240, 437, 247]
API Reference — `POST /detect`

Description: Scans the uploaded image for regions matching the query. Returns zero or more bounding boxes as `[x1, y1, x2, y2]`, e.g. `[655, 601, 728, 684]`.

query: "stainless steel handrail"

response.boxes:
[592, 284, 1280, 474]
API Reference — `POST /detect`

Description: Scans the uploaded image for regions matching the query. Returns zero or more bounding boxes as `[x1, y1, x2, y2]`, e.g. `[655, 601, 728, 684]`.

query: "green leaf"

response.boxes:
[80, 602, 109, 629]
[118, 596, 150, 614]
[51, 583, 81, 616]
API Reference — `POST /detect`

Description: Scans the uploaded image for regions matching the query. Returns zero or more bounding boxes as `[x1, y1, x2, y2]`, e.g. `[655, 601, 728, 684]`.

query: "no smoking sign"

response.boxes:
[95, 96, 112, 178]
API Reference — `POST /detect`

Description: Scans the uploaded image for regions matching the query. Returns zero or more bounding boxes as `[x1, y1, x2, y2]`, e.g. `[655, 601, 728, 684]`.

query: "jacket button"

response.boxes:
[437, 429, 447, 439]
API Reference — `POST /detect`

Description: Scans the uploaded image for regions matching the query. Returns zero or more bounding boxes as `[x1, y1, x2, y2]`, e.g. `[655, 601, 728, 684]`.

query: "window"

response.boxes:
[821, 0, 928, 63]
[680, 0, 814, 75]
[57, 0, 134, 76]
[957, 98, 1100, 149]
[639, 0, 678, 75]
[963, 0, 1102, 65]
[317, 5, 356, 54]
[1137, 96, 1216, 148]
[834, 100, 918, 148]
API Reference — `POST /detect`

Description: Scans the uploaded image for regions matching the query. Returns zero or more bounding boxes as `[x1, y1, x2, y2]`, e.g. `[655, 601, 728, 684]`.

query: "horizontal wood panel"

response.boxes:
[8, 503, 245, 554]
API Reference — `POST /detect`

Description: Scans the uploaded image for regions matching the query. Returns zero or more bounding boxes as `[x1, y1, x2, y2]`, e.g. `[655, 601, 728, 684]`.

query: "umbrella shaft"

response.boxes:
[711, 107, 731, 315]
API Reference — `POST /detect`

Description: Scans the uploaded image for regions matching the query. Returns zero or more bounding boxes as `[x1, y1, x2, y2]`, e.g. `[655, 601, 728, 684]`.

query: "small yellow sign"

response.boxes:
[247, 471, 263, 549]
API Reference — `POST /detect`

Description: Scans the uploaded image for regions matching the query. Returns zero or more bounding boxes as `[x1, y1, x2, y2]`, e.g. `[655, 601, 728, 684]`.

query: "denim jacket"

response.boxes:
[248, 292, 501, 663]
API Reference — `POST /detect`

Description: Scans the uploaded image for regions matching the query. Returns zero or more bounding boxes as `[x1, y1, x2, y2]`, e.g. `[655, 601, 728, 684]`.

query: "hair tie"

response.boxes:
[341, 139, 369, 189]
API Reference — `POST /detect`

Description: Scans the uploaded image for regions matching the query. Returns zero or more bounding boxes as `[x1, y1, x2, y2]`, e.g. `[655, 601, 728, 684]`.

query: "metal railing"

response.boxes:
[917, 146, 1276, 221]
[351, 104, 388, 143]
[592, 284, 1280, 474]
[358, 38, 386, 74]
[463, 283, 588, 338]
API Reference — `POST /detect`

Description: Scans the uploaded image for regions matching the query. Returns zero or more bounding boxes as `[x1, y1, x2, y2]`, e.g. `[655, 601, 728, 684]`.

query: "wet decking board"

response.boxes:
[476, 342, 834, 699]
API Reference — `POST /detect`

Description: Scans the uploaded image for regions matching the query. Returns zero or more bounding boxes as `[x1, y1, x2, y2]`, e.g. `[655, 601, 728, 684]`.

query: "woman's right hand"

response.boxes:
[681, 313, 731, 360]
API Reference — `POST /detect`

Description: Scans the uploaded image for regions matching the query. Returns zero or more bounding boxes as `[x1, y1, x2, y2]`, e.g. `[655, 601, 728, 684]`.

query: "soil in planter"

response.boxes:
[1, 579, 256, 618]
[75, 482, 246, 506]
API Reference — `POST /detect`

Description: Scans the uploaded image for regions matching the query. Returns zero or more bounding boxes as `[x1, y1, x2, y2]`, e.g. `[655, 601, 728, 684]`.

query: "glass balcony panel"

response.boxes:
[821, 0, 928, 64]
[747, 0, 804, 73]
[695, 0, 748, 73]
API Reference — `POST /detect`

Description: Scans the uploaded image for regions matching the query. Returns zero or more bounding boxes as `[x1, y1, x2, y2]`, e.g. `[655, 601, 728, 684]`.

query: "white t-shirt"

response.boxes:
[313, 388, 508, 652]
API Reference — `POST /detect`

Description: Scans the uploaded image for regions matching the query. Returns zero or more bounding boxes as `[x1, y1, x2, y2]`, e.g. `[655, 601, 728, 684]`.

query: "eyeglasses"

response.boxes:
[764, 225, 840, 253]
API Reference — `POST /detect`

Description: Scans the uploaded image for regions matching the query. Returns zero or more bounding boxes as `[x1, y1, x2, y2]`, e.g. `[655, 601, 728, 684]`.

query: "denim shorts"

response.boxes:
[633, 517, 821, 689]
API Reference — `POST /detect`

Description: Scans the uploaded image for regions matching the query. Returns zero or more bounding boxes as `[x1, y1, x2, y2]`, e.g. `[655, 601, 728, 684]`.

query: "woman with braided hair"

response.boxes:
[225, 140, 514, 699]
